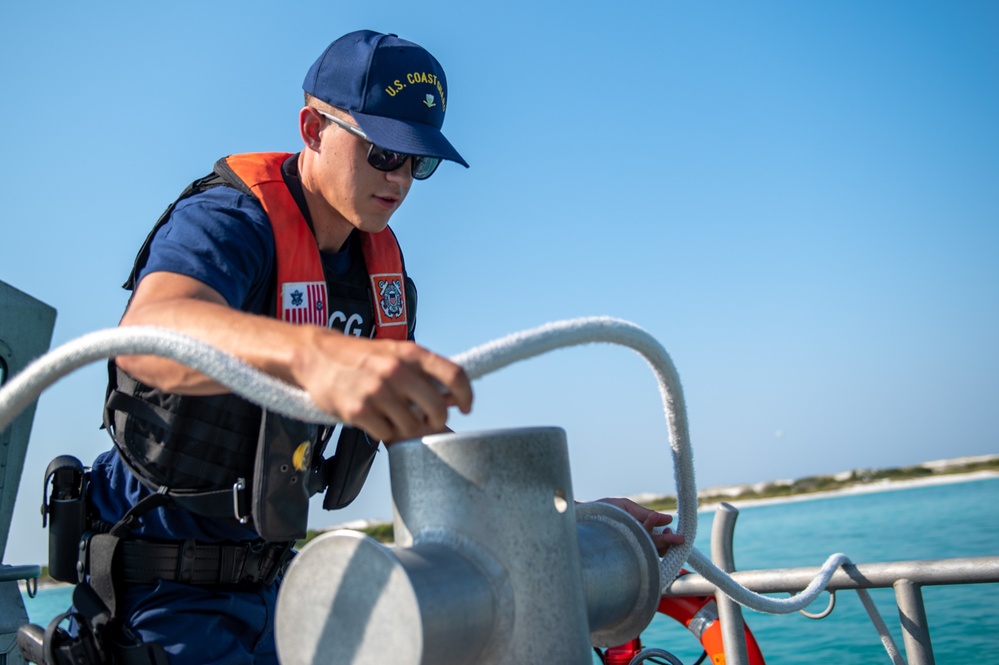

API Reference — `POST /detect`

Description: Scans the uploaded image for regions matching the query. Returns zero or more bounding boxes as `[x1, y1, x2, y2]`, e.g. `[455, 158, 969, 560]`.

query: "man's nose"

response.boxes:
[385, 159, 414, 184]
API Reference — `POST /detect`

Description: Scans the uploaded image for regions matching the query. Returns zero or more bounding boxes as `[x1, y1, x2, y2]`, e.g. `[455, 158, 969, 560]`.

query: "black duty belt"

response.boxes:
[115, 539, 294, 586]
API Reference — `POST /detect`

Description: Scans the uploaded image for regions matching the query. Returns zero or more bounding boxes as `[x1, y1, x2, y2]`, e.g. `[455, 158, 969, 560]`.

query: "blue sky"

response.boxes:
[2, 1, 997, 566]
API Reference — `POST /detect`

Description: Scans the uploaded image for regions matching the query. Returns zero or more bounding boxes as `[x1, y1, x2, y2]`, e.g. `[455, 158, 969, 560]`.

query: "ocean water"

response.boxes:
[621, 475, 999, 664]
[19, 477, 999, 663]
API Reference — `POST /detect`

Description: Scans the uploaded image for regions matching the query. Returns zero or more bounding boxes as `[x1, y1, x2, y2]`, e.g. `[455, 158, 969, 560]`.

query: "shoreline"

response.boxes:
[693, 469, 999, 513]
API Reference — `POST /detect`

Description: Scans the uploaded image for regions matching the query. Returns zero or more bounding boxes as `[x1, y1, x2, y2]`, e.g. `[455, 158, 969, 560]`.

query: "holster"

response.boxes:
[42, 456, 90, 583]
[251, 409, 316, 541]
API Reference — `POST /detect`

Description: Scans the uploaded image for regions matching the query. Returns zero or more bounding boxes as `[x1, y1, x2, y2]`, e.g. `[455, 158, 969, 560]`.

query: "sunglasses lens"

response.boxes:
[411, 156, 441, 180]
[367, 144, 441, 180]
[367, 145, 408, 172]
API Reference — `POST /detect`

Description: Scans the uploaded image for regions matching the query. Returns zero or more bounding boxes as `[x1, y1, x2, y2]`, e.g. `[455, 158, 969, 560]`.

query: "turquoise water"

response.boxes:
[20, 477, 999, 663]
[21, 584, 73, 627]
[627, 476, 999, 664]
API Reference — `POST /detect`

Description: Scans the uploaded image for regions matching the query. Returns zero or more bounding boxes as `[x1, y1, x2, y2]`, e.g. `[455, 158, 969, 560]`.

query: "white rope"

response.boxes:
[684, 547, 851, 613]
[0, 327, 339, 434]
[856, 585, 907, 665]
[0, 317, 902, 662]
[685, 548, 904, 663]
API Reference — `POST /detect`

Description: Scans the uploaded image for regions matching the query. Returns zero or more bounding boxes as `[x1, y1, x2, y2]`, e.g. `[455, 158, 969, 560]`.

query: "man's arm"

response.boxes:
[117, 271, 472, 443]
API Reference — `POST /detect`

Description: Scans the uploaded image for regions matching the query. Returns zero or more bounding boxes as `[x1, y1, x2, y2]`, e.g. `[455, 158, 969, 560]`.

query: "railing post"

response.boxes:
[711, 503, 750, 665]
[894, 579, 935, 665]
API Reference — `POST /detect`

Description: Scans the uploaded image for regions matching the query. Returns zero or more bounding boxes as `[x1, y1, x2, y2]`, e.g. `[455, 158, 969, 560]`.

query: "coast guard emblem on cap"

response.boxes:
[423, 94, 436, 108]
[371, 273, 407, 329]
[282, 281, 327, 326]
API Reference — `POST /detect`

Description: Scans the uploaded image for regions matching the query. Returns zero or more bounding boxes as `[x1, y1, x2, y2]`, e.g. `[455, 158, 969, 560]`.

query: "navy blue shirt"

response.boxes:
[139, 184, 277, 312]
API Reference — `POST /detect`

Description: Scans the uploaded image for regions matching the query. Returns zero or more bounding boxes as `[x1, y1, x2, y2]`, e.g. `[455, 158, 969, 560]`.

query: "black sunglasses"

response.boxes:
[318, 111, 441, 180]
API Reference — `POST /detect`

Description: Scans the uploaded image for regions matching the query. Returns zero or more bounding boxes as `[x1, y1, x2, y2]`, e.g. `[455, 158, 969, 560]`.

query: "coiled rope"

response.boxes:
[0, 317, 901, 663]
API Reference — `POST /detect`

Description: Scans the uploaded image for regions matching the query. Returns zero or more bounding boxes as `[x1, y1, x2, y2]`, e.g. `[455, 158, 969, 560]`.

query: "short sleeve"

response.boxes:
[136, 186, 276, 314]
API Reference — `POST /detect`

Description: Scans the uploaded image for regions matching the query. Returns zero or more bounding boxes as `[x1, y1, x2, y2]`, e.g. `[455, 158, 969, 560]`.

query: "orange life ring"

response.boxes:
[602, 570, 766, 665]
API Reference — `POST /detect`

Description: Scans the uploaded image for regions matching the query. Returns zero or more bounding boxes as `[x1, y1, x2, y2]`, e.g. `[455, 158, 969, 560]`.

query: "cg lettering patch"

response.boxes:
[282, 281, 327, 326]
[370, 272, 407, 330]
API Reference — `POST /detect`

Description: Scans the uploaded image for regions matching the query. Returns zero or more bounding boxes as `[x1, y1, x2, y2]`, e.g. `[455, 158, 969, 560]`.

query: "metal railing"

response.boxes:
[664, 503, 999, 665]
[0, 565, 41, 583]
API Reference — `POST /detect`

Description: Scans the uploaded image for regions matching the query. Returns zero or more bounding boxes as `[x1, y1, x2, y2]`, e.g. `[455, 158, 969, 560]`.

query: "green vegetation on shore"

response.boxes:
[639, 455, 999, 513]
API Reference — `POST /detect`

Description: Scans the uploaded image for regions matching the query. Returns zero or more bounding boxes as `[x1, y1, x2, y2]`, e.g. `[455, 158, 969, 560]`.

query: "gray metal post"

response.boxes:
[711, 503, 749, 665]
[895, 579, 935, 665]
[275, 427, 661, 665]
[387, 427, 594, 665]
[576, 501, 662, 648]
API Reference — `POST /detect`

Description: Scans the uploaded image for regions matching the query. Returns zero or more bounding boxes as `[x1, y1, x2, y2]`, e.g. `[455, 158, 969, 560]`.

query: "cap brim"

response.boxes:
[352, 111, 469, 168]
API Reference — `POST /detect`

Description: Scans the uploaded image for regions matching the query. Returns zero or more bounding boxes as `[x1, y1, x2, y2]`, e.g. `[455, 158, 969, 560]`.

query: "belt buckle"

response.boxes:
[232, 478, 251, 524]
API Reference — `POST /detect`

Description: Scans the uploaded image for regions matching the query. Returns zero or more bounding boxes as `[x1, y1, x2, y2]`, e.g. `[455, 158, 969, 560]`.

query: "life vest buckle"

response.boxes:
[232, 477, 251, 524]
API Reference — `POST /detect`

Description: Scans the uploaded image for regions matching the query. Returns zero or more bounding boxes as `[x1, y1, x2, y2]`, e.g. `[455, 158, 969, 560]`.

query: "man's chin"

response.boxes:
[354, 215, 393, 234]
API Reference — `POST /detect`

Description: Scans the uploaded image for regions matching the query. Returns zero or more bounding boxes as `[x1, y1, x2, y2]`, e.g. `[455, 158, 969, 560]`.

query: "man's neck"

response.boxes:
[298, 153, 354, 252]
[304, 195, 354, 252]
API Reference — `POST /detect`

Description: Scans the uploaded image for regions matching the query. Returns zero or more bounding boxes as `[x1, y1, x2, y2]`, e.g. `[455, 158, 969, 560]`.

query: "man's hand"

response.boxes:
[597, 497, 685, 557]
[291, 331, 472, 444]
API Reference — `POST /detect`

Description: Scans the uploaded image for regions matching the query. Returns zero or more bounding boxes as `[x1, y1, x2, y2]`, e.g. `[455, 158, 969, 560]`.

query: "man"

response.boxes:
[74, 30, 681, 664]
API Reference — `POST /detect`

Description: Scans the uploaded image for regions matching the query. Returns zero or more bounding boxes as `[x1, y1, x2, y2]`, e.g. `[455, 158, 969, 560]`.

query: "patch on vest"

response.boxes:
[293, 440, 313, 472]
[282, 281, 327, 326]
[370, 272, 407, 329]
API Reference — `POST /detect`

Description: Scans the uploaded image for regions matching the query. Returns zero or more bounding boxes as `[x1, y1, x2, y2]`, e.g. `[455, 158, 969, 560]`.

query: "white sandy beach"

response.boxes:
[694, 469, 999, 513]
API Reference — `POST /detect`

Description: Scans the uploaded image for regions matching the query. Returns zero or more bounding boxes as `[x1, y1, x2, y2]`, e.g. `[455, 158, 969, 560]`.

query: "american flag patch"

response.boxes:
[281, 281, 327, 326]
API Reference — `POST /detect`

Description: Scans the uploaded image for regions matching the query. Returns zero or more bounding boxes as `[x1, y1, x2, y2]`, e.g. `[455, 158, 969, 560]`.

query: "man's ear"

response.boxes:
[299, 107, 325, 151]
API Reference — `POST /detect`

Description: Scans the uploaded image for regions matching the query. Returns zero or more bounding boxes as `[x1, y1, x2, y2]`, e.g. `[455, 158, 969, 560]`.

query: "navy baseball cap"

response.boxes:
[304, 30, 468, 168]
